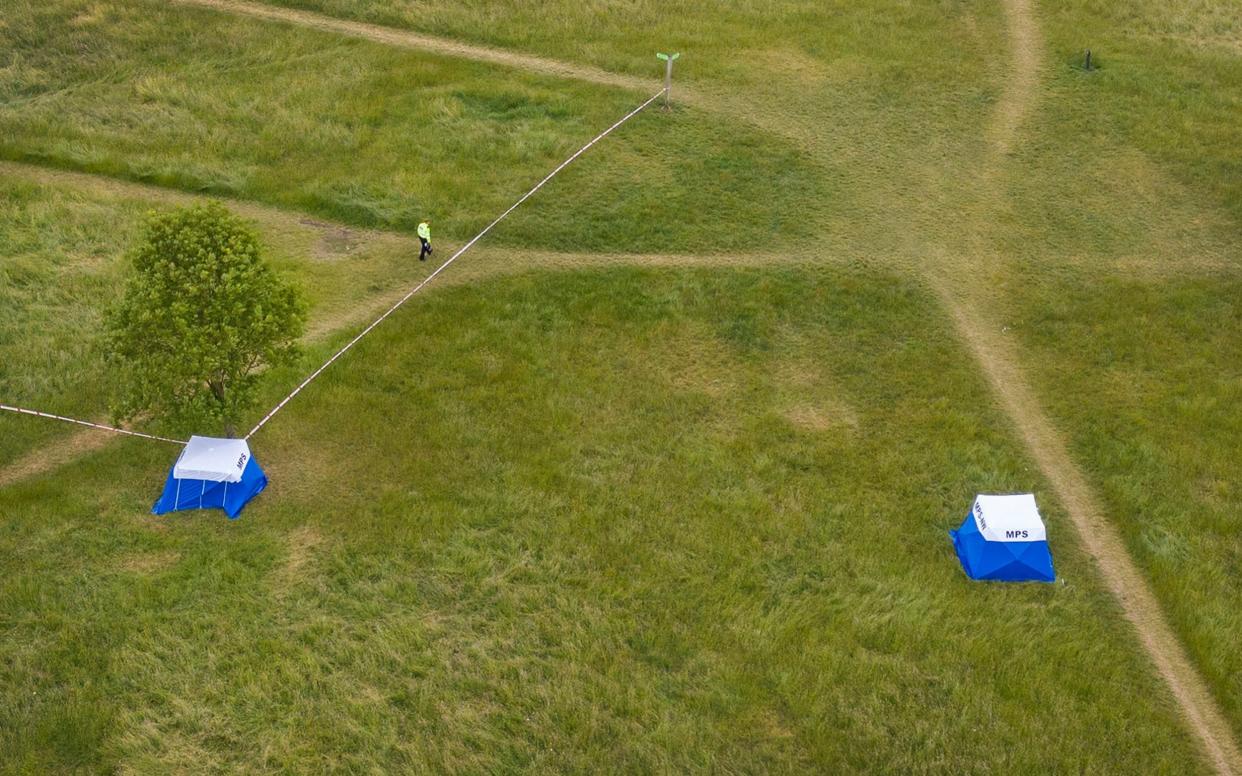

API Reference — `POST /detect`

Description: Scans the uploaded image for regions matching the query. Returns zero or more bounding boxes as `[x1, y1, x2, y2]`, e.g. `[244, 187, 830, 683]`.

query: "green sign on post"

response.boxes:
[656, 52, 681, 109]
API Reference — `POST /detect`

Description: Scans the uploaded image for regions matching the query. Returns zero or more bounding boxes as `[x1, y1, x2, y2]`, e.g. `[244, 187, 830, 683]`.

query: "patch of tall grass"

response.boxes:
[259, 0, 1003, 94]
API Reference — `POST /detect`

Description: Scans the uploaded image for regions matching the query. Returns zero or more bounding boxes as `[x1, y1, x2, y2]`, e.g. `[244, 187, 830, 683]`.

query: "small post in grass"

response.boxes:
[656, 52, 680, 110]
[1084, 49, 1093, 71]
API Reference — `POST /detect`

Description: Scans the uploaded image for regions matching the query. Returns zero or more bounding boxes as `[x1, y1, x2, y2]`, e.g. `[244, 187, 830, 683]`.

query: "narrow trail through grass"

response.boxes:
[0, 428, 116, 489]
[938, 284, 1242, 775]
[0, 160, 834, 311]
[171, 0, 656, 95]
[988, 0, 1042, 155]
[165, 0, 820, 153]
[7, 159, 1230, 280]
[3, 1, 1239, 767]
[931, 0, 1242, 770]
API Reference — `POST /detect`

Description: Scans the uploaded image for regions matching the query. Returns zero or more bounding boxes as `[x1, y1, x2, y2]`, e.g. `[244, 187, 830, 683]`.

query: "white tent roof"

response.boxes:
[972, 493, 1046, 543]
[174, 436, 252, 483]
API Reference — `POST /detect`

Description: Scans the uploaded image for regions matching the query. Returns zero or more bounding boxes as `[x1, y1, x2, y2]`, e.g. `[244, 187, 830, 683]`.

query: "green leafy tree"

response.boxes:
[105, 202, 305, 436]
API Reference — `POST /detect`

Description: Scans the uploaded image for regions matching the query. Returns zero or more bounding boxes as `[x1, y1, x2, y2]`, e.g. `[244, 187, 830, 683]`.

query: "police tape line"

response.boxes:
[0, 404, 186, 445]
[244, 89, 666, 440]
[1, 91, 664, 449]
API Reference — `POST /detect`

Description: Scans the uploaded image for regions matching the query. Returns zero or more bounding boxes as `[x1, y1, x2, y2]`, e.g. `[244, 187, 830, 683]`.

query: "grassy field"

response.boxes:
[0, 0, 825, 252]
[3, 0, 1242, 769]
[986, 0, 1242, 740]
[995, 0, 1242, 275]
[0, 172, 426, 463]
[1005, 269, 1242, 740]
[256, 0, 1014, 259]
[1038, 0, 1242, 222]
[0, 267, 1208, 772]
[260, 0, 1006, 95]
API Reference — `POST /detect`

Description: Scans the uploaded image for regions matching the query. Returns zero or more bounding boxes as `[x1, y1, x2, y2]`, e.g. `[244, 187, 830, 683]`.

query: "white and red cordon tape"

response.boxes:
[2, 90, 665, 448]
[0, 404, 185, 445]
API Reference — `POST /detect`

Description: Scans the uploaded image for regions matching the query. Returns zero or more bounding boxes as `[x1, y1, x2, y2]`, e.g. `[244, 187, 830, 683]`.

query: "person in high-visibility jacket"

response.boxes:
[417, 219, 433, 261]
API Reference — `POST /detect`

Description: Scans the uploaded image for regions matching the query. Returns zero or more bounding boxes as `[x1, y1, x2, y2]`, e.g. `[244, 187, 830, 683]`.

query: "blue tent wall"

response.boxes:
[152, 454, 268, 519]
[950, 512, 1055, 582]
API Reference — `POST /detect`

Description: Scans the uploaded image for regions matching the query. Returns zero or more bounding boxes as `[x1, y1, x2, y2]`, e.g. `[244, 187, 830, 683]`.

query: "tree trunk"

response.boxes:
[208, 379, 234, 437]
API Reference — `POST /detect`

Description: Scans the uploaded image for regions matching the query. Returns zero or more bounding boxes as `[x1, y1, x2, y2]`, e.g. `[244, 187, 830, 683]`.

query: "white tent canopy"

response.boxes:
[173, 436, 252, 483]
[971, 494, 1046, 543]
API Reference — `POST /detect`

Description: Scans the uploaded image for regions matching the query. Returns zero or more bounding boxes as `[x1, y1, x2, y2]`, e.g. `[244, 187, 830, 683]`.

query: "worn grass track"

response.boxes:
[171, 0, 656, 95]
[0, 428, 116, 490]
[164, 0, 849, 157]
[3, 0, 1241, 769]
[4, 263, 1214, 772]
[927, 0, 1242, 770]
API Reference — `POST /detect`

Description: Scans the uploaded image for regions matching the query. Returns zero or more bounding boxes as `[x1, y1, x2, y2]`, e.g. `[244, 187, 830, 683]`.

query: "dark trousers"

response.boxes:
[419, 237, 432, 261]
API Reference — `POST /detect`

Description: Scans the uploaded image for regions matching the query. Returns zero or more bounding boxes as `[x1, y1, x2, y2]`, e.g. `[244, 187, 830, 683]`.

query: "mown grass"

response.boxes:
[0, 266, 1207, 773]
[0, 174, 426, 464]
[0, 0, 825, 253]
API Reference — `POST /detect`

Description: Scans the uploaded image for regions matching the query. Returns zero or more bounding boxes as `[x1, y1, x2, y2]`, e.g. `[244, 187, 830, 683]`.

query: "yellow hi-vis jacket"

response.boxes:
[417, 222, 431, 241]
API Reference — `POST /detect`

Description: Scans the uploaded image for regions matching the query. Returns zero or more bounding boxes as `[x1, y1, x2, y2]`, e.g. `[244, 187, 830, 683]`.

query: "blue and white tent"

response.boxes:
[950, 494, 1055, 582]
[153, 436, 267, 519]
